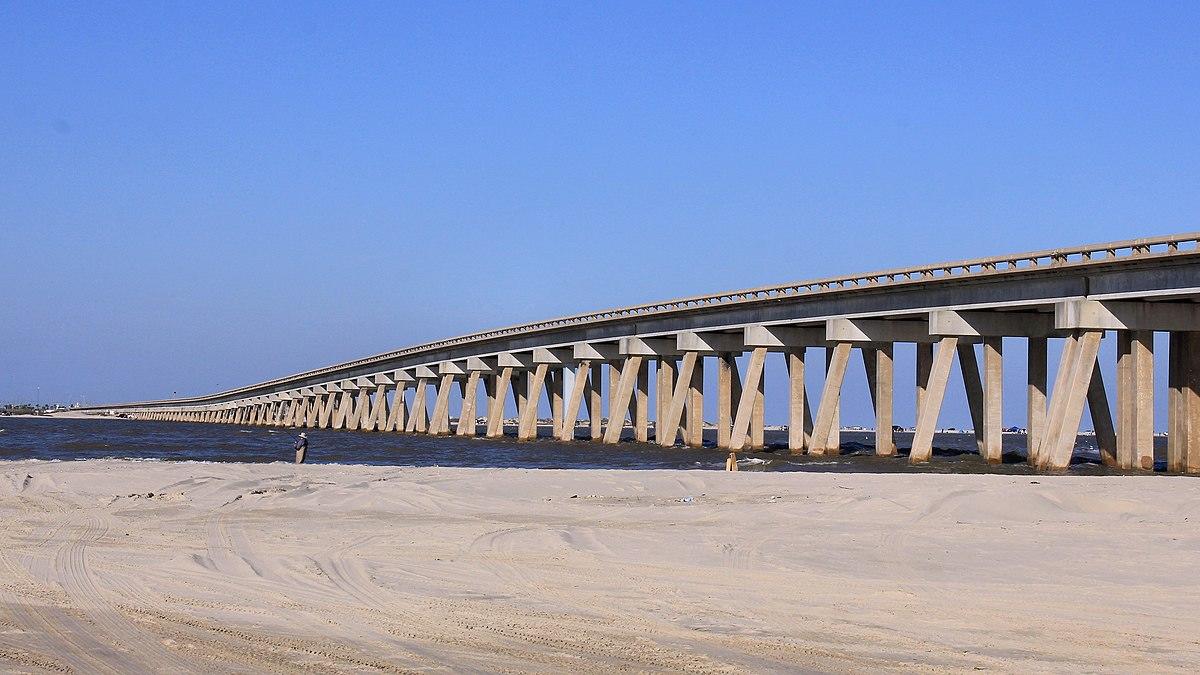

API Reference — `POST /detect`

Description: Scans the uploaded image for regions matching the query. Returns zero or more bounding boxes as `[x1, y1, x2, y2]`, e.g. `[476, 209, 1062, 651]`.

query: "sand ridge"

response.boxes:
[0, 459, 1198, 672]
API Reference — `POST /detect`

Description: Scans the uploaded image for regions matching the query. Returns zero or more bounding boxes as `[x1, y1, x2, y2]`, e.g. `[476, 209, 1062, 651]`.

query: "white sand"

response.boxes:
[1, 460, 1197, 673]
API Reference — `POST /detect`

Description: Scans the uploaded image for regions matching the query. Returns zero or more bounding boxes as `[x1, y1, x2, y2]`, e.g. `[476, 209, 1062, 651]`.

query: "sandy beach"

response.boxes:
[0, 460, 1197, 673]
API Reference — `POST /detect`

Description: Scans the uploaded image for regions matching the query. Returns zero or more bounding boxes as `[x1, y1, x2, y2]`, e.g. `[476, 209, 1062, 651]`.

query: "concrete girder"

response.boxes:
[414, 365, 438, 379]
[438, 361, 467, 375]
[372, 373, 395, 386]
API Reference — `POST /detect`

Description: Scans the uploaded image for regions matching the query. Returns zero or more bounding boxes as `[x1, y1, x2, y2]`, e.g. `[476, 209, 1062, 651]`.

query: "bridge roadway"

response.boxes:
[93, 233, 1200, 472]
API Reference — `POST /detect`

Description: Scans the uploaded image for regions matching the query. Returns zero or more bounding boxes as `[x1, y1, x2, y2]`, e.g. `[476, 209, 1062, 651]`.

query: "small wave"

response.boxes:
[737, 457, 770, 465]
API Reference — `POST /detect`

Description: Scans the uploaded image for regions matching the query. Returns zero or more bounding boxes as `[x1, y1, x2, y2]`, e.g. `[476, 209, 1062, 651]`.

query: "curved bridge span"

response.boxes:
[95, 233, 1200, 472]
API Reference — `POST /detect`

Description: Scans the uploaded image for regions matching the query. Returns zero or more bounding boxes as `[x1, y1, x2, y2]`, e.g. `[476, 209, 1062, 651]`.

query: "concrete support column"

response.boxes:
[381, 385, 402, 432]
[730, 347, 768, 451]
[587, 363, 604, 440]
[1027, 337, 1047, 464]
[559, 361, 590, 442]
[656, 357, 676, 443]
[752, 360, 765, 450]
[916, 342, 933, 429]
[518, 364, 549, 440]
[549, 367, 565, 438]
[812, 343, 851, 455]
[1037, 330, 1104, 470]
[485, 368, 512, 438]
[330, 389, 351, 429]
[634, 361, 649, 442]
[786, 349, 808, 454]
[716, 352, 738, 449]
[608, 363, 620, 426]
[406, 380, 430, 433]
[361, 385, 382, 431]
[348, 386, 371, 431]
[867, 344, 895, 456]
[911, 337, 959, 463]
[1086, 356, 1118, 466]
[957, 344, 985, 457]
[509, 370, 527, 436]
[982, 337, 1003, 463]
[1117, 330, 1155, 470]
[1168, 331, 1200, 473]
[685, 356, 704, 447]
[303, 398, 315, 428]
[658, 352, 696, 447]
[456, 372, 482, 436]
[430, 373, 456, 436]
[602, 356, 644, 444]
[320, 393, 339, 429]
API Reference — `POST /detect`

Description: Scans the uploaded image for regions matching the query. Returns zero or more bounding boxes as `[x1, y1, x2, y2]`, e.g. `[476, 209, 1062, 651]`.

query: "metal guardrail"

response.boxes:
[100, 233, 1200, 409]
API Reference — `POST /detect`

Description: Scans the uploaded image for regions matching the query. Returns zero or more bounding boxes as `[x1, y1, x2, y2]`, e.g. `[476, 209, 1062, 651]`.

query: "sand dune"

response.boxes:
[1, 460, 1198, 672]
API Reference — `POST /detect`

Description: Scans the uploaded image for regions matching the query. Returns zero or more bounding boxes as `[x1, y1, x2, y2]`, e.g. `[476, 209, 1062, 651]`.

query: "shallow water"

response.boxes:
[0, 416, 1171, 475]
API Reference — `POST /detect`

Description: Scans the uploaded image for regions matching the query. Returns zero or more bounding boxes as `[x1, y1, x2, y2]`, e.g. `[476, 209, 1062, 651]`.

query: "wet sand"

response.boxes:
[1, 460, 1197, 672]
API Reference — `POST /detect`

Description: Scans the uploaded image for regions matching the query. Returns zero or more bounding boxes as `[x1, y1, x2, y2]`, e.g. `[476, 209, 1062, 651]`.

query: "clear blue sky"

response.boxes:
[2, 2, 1197, 428]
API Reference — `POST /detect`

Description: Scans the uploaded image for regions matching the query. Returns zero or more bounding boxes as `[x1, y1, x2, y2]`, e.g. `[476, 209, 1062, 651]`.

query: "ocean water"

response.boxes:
[0, 416, 1168, 474]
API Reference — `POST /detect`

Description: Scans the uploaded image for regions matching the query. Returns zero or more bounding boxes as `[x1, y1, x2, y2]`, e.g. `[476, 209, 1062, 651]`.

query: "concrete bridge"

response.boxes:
[93, 233, 1200, 473]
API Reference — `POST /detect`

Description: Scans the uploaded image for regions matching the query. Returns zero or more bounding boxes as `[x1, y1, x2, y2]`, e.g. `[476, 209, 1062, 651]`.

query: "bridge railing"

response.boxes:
[104, 232, 1200, 407]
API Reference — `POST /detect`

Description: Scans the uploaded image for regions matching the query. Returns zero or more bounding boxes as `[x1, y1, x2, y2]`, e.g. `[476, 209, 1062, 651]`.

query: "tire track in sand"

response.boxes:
[50, 513, 200, 672]
[0, 494, 126, 673]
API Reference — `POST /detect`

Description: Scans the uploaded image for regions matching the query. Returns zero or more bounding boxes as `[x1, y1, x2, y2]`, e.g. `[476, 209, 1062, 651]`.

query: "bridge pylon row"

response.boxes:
[127, 299, 1200, 473]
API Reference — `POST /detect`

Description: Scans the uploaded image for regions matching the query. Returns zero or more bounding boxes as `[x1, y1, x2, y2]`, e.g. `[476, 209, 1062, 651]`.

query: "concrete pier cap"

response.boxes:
[497, 351, 536, 368]
[573, 342, 620, 361]
[619, 336, 679, 356]
[533, 347, 575, 364]
[677, 330, 745, 353]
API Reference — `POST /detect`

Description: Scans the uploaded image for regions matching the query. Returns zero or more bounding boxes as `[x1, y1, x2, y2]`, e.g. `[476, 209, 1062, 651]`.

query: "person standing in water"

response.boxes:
[294, 432, 308, 464]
